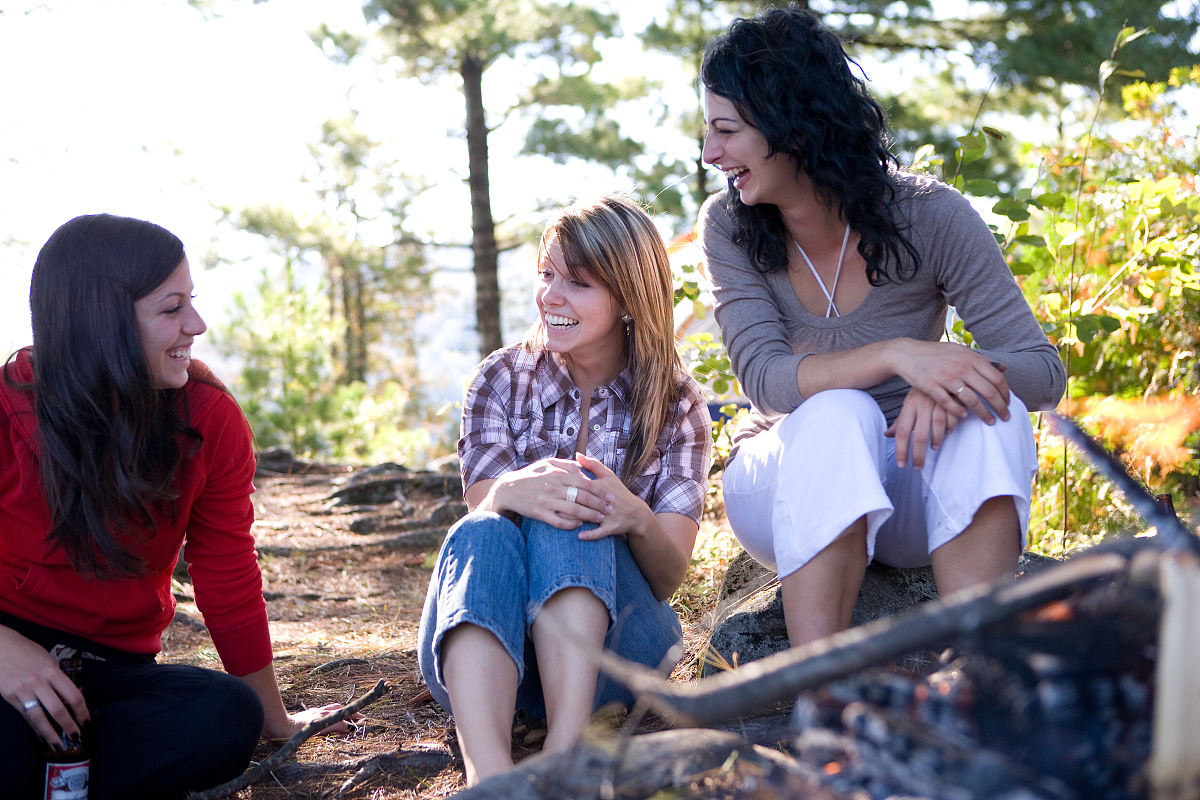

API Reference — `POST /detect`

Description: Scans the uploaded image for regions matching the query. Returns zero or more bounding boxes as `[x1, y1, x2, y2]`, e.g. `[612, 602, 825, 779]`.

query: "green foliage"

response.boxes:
[216, 260, 444, 466]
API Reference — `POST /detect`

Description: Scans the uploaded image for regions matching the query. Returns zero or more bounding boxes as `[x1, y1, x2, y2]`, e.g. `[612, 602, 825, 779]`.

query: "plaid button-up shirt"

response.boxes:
[459, 344, 713, 522]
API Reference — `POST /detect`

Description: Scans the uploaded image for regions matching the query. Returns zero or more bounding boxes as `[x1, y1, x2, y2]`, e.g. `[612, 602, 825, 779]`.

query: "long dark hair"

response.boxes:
[701, 4, 920, 284]
[9, 214, 203, 578]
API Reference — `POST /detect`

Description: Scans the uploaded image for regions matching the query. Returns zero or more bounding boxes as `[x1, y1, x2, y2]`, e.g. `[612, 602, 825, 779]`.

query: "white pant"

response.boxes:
[722, 389, 1038, 578]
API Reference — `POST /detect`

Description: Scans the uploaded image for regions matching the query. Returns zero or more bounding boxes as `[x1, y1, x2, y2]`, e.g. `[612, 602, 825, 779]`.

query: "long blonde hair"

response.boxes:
[527, 195, 682, 482]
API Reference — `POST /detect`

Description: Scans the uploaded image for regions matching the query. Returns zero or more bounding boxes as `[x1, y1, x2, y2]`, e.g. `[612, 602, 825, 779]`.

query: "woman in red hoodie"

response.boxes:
[0, 214, 352, 800]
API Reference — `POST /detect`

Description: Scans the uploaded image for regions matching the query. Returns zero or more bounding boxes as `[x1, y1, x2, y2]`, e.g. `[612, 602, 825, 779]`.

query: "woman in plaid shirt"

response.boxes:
[418, 196, 712, 786]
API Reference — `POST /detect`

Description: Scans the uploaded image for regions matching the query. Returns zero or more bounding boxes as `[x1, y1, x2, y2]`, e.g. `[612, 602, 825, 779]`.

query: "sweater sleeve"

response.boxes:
[183, 391, 272, 677]
[698, 196, 808, 416]
[920, 188, 1067, 411]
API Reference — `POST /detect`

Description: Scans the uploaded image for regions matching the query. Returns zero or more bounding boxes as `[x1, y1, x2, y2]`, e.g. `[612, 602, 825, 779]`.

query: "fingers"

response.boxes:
[10, 685, 84, 748]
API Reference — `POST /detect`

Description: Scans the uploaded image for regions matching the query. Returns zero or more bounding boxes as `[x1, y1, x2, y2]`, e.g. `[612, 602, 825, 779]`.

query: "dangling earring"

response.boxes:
[621, 314, 632, 336]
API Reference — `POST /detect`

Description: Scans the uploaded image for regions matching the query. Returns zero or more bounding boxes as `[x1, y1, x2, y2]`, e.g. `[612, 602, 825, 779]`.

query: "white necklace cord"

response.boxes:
[794, 223, 852, 318]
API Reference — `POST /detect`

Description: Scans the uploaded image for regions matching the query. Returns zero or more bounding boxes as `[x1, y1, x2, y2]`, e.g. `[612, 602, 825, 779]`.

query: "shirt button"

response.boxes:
[566, 428, 575, 436]
[571, 390, 580, 400]
[598, 388, 608, 397]
[592, 423, 601, 431]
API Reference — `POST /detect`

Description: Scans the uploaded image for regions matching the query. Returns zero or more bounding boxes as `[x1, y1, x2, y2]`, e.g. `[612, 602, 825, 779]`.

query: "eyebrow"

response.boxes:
[708, 116, 740, 125]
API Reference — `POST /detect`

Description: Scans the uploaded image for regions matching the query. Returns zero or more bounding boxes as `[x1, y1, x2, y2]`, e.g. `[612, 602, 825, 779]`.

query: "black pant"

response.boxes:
[0, 620, 264, 800]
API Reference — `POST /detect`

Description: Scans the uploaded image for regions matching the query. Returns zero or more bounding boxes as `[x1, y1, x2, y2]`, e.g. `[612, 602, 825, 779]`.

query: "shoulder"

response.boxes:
[470, 343, 540, 397]
[669, 370, 712, 427]
[697, 191, 736, 242]
[891, 170, 975, 219]
[184, 361, 248, 436]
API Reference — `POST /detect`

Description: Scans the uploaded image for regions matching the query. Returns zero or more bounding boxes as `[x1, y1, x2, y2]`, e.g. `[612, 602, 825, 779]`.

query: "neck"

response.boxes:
[561, 347, 625, 397]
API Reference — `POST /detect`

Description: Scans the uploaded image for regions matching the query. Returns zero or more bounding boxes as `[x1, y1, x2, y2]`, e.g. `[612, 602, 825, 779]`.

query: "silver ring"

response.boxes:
[956, 386, 966, 395]
[565, 486, 578, 504]
[22, 700, 39, 712]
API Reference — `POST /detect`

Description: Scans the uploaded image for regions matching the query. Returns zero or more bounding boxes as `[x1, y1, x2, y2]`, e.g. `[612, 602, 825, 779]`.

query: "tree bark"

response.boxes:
[462, 54, 503, 358]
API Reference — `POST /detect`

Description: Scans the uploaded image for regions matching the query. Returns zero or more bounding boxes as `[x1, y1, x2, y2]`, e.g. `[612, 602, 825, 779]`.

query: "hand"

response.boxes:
[890, 340, 1010, 424]
[480, 457, 612, 529]
[573, 454, 654, 541]
[886, 387, 961, 469]
[0, 625, 89, 748]
[264, 703, 361, 739]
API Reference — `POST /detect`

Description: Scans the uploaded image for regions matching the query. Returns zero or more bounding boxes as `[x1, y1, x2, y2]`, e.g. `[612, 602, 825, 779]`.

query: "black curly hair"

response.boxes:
[701, 4, 920, 285]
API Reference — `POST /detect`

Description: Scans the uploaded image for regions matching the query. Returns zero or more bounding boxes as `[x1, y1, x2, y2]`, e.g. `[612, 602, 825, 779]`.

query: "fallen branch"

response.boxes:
[602, 552, 1128, 726]
[186, 678, 391, 800]
[453, 728, 820, 800]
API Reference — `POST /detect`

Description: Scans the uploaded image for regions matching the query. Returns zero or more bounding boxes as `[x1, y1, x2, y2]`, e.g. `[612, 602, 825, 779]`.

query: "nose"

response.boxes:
[539, 277, 564, 306]
[185, 307, 207, 337]
[701, 133, 721, 167]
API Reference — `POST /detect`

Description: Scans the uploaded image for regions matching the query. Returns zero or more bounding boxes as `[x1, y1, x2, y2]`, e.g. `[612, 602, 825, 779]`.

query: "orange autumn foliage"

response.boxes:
[1059, 396, 1200, 478]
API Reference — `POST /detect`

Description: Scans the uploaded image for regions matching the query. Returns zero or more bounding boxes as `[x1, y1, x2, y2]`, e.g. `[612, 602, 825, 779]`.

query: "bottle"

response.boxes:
[41, 656, 89, 800]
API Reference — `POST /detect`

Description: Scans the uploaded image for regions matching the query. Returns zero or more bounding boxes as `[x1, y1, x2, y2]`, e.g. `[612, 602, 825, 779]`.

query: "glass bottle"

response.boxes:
[41, 656, 89, 800]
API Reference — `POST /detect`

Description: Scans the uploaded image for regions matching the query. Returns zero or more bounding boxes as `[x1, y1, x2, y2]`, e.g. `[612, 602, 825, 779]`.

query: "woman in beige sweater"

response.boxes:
[697, 6, 1065, 647]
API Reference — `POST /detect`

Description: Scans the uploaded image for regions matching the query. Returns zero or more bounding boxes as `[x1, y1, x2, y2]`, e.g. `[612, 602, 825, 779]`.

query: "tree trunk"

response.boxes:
[462, 54, 503, 358]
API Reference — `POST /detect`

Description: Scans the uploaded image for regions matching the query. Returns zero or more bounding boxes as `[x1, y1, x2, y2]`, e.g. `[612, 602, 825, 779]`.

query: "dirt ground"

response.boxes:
[161, 465, 743, 799]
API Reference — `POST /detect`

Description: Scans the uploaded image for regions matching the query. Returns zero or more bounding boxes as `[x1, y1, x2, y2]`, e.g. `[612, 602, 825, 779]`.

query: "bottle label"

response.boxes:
[43, 759, 89, 800]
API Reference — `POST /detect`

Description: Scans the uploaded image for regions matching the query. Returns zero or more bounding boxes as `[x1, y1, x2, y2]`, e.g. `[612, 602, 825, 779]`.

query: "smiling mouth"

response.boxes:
[723, 167, 747, 185]
[167, 346, 192, 361]
[545, 313, 579, 329]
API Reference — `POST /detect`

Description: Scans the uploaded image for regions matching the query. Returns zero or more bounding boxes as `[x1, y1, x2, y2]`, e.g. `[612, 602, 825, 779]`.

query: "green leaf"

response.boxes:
[966, 179, 1000, 197]
[1016, 235, 1048, 247]
[981, 127, 1006, 141]
[1008, 261, 1035, 275]
[1036, 192, 1067, 210]
[692, 299, 706, 320]
[992, 199, 1031, 221]
[712, 379, 729, 395]
[1040, 321, 1059, 334]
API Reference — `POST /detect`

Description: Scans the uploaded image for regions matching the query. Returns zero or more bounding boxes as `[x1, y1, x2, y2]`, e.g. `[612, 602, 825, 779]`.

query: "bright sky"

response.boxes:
[0, 0, 693, 400]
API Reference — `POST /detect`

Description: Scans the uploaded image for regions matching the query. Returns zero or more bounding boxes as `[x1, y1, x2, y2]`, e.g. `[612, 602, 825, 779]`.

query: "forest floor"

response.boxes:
[161, 465, 744, 799]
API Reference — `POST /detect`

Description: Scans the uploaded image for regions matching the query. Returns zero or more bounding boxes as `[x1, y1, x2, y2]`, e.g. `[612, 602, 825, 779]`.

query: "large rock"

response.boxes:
[701, 549, 1058, 676]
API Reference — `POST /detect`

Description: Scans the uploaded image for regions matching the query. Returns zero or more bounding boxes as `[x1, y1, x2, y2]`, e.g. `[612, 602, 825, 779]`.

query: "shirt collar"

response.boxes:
[534, 346, 633, 407]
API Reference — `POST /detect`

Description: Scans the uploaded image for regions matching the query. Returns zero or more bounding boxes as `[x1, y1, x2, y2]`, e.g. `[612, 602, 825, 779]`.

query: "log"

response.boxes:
[602, 552, 1129, 726]
[1150, 550, 1200, 800]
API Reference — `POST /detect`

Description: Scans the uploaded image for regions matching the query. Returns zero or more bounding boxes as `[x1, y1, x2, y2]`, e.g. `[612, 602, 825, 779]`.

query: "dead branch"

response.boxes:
[186, 678, 391, 800]
[602, 552, 1128, 726]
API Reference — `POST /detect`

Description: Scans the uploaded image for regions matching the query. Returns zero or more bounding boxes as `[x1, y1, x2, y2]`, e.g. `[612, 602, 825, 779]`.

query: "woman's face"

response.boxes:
[702, 91, 800, 208]
[535, 237, 626, 365]
[134, 257, 207, 389]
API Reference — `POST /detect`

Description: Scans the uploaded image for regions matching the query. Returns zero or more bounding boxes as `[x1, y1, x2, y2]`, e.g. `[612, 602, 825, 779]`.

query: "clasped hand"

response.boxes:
[885, 340, 1011, 469]
[481, 454, 651, 540]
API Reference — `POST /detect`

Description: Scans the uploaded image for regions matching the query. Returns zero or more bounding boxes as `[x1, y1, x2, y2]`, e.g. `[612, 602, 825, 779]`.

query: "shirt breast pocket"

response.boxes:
[513, 414, 557, 464]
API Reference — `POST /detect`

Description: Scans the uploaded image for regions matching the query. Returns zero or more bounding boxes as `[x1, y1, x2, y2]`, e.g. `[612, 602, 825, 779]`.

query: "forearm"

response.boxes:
[624, 509, 696, 602]
[794, 339, 905, 399]
[237, 663, 292, 739]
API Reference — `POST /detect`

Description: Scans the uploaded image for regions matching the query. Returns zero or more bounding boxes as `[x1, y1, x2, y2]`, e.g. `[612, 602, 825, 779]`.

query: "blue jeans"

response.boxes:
[417, 511, 683, 718]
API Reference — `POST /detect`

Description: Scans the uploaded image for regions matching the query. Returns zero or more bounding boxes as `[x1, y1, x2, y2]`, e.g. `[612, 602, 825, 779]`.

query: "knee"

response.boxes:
[781, 389, 885, 441]
[440, 511, 523, 560]
[204, 672, 265, 756]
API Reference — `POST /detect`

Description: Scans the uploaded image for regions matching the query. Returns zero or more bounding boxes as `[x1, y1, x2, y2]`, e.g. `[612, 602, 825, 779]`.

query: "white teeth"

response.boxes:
[725, 167, 746, 179]
[167, 347, 191, 360]
[545, 314, 578, 327]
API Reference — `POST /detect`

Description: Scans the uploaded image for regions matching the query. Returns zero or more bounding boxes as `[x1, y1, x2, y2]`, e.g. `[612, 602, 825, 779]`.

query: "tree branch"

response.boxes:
[186, 679, 391, 800]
